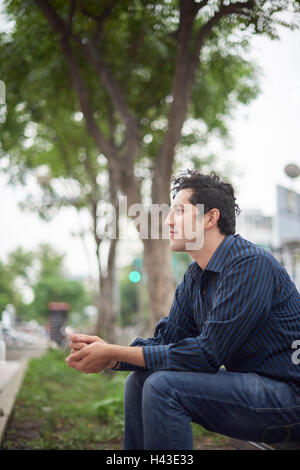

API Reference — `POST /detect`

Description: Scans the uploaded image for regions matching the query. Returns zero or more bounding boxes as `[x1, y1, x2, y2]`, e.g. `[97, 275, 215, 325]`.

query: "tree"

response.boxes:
[32, 275, 89, 322]
[1, 0, 299, 329]
[0, 260, 16, 314]
[2, 244, 91, 323]
[0, 71, 121, 339]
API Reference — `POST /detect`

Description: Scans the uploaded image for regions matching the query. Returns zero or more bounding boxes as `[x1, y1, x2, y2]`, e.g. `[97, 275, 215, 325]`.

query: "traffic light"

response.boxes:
[129, 270, 141, 283]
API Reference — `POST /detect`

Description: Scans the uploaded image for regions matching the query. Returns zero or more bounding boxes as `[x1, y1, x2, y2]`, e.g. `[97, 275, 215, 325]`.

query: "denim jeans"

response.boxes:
[123, 369, 300, 450]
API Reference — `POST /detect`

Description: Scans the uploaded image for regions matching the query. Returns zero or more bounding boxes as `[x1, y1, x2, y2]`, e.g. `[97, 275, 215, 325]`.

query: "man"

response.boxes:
[66, 170, 300, 450]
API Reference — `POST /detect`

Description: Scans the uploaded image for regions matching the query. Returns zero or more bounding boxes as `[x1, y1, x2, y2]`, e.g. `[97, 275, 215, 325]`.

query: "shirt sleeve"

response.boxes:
[142, 254, 275, 371]
[115, 272, 199, 371]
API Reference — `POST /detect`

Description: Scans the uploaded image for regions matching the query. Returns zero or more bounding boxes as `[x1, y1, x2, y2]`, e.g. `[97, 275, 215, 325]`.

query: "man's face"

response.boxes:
[164, 188, 205, 252]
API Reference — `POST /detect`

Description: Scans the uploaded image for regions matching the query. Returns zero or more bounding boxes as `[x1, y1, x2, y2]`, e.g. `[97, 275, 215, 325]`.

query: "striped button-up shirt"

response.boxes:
[117, 234, 300, 394]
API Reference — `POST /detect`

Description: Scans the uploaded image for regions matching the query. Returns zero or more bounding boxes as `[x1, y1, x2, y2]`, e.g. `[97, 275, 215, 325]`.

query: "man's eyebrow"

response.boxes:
[171, 202, 184, 209]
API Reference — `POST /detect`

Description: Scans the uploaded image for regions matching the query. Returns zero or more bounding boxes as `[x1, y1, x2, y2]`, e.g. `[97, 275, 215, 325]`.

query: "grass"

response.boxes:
[2, 349, 231, 450]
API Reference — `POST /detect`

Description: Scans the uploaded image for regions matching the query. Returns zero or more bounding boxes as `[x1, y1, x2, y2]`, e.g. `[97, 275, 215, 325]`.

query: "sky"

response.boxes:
[0, 4, 300, 280]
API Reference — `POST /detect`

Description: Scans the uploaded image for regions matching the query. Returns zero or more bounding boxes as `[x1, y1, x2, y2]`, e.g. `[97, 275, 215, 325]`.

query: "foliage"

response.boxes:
[31, 275, 89, 321]
[0, 243, 91, 322]
[0, 260, 17, 313]
[0, 1, 268, 189]
[2, 349, 129, 449]
[2, 348, 230, 450]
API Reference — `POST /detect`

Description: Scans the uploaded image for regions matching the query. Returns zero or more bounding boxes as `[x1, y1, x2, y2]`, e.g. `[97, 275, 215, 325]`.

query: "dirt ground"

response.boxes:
[2, 413, 236, 450]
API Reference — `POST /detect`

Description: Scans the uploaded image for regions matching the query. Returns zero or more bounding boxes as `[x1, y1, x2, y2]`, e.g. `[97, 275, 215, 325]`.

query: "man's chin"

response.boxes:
[169, 240, 186, 252]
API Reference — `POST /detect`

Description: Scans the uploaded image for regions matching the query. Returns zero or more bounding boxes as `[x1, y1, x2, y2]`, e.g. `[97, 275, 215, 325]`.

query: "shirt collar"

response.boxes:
[186, 234, 236, 279]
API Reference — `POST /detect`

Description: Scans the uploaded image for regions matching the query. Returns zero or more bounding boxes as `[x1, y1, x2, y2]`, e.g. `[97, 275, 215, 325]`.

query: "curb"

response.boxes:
[0, 359, 29, 447]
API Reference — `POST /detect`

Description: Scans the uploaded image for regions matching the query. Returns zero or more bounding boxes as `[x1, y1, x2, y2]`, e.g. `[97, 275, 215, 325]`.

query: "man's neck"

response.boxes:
[188, 232, 226, 271]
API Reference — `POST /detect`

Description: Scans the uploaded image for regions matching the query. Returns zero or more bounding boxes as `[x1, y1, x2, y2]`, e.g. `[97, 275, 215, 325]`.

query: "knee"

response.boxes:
[143, 371, 171, 401]
[124, 370, 155, 401]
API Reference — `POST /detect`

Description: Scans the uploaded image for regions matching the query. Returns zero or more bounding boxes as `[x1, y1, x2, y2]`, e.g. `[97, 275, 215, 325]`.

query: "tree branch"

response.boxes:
[152, 0, 198, 203]
[152, 0, 256, 204]
[80, 4, 116, 43]
[78, 38, 140, 161]
[194, 0, 256, 55]
[36, 0, 140, 172]
[66, 0, 76, 33]
[83, 139, 101, 201]
[193, 0, 210, 13]
[34, 0, 117, 162]
[66, 2, 140, 158]
[69, 5, 142, 199]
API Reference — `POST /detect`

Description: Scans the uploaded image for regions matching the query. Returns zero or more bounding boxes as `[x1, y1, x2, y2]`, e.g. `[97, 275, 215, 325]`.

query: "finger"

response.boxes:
[68, 334, 87, 342]
[66, 347, 87, 362]
[69, 341, 86, 350]
[69, 334, 99, 344]
[66, 358, 85, 372]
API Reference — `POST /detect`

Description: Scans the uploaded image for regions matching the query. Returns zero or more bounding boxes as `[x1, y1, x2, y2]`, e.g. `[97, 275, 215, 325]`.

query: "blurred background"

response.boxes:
[0, 0, 299, 354]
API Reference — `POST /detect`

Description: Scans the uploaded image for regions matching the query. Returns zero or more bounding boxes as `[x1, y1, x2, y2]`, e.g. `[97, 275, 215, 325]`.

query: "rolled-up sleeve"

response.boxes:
[142, 255, 274, 371]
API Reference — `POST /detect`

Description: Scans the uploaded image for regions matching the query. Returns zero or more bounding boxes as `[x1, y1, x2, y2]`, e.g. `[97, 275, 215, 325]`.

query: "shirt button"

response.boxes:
[202, 290, 206, 295]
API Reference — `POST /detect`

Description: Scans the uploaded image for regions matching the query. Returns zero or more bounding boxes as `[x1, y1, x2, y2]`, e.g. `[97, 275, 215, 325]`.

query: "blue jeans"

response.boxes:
[123, 369, 300, 450]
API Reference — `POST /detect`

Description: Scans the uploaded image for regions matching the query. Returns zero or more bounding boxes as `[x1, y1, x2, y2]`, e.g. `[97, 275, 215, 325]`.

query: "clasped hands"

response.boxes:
[65, 334, 117, 374]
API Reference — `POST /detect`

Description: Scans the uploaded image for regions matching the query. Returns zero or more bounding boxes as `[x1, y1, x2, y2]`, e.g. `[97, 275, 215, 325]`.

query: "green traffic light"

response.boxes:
[129, 270, 141, 283]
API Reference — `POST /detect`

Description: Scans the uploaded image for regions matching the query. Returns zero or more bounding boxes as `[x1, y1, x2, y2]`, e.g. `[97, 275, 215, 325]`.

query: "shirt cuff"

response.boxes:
[142, 345, 170, 370]
[110, 361, 120, 370]
[111, 361, 146, 371]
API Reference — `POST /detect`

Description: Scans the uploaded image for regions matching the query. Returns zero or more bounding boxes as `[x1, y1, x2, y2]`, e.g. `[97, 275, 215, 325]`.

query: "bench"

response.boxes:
[229, 438, 300, 450]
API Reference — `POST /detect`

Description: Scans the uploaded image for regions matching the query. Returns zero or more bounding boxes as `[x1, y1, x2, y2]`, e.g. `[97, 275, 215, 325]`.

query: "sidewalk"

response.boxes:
[0, 335, 48, 446]
[0, 359, 29, 446]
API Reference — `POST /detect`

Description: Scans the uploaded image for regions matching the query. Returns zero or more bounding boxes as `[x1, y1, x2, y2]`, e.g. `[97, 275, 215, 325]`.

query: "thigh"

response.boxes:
[144, 369, 300, 443]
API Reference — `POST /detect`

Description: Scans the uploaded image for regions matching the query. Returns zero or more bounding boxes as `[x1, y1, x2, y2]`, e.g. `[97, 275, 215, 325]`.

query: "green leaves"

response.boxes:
[0, 0, 266, 179]
[0, 243, 91, 322]
[93, 396, 124, 421]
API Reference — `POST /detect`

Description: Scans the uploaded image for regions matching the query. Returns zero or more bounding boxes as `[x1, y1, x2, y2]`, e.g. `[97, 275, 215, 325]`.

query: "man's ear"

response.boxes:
[206, 209, 220, 228]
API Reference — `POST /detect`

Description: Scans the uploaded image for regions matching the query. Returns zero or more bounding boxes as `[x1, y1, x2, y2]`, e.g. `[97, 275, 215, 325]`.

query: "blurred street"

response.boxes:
[0, 325, 48, 393]
[5, 330, 48, 361]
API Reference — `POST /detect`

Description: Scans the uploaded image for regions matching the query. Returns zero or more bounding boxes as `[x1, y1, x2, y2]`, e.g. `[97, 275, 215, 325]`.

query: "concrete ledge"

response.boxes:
[0, 361, 22, 392]
[0, 359, 29, 446]
[229, 437, 300, 451]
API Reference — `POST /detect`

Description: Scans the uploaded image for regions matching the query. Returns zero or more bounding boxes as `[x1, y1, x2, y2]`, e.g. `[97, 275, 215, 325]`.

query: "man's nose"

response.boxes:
[164, 210, 173, 227]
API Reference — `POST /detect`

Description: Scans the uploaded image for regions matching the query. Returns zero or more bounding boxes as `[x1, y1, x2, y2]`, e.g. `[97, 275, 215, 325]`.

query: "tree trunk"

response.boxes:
[96, 262, 117, 343]
[95, 168, 119, 343]
[36, 0, 258, 337]
[143, 238, 176, 332]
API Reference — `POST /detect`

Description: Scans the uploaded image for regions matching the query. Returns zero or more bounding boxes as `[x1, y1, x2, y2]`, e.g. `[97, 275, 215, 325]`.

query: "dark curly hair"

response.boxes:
[170, 170, 241, 235]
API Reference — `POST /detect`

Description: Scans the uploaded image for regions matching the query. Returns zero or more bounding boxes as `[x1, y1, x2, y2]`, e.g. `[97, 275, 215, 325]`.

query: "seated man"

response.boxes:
[66, 170, 300, 450]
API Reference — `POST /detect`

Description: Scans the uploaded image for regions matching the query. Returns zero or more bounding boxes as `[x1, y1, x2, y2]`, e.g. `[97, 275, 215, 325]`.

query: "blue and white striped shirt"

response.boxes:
[117, 234, 300, 394]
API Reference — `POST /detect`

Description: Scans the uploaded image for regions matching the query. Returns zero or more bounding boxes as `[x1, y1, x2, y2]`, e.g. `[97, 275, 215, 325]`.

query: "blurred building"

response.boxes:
[236, 185, 300, 291]
[236, 209, 274, 251]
